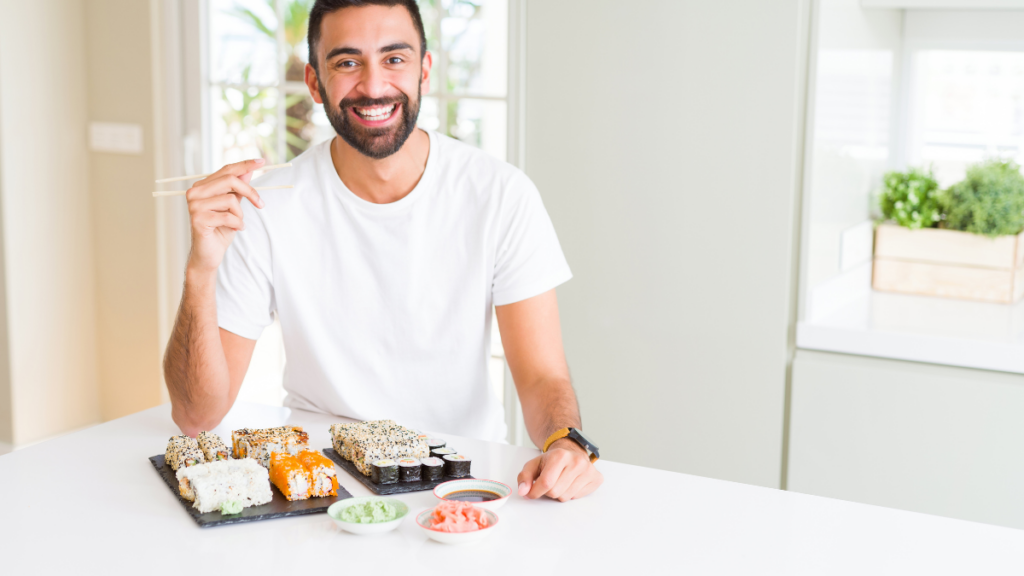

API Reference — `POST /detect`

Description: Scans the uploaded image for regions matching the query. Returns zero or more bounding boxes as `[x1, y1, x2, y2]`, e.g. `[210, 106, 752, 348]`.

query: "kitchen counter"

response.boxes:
[2, 401, 1022, 575]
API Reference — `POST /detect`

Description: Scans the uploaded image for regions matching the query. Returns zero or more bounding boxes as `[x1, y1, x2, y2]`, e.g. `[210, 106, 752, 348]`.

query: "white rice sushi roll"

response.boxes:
[176, 458, 273, 514]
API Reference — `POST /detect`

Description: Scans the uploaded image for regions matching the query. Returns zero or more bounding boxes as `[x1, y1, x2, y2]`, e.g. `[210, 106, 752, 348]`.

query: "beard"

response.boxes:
[320, 81, 421, 160]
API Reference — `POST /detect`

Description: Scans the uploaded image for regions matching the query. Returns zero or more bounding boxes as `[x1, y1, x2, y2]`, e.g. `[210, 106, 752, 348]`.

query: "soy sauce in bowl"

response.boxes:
[434, 479, 511, 510]
[444, 489, 502, 503]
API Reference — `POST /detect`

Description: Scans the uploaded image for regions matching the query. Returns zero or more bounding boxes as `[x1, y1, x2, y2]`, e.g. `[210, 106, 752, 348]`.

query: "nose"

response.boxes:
[358, 60, 390, 100]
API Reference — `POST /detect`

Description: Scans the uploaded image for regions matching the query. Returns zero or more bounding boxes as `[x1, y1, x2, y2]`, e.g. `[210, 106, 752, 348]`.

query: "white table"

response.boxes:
[2, 401, 1023, 575]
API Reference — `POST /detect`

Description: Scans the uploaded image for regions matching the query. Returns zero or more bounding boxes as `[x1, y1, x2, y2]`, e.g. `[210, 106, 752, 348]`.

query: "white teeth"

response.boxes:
[356, 104, 395, 120]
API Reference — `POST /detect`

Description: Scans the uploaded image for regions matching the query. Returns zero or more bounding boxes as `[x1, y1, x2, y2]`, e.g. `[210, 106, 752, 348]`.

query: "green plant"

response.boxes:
[220, 65, 278, 162]
[941, 159, 1024, 237]
[879, 167, 941, 229]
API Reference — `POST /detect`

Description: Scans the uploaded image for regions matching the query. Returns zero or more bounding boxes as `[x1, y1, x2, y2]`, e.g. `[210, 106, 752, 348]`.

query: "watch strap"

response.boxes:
[542, 428, 571, 453]
[543, 428, 599, 463]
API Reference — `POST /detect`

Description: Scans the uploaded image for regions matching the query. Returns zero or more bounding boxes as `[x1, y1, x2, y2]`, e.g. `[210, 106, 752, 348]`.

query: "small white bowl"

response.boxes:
[328, 497, 409, 535]
[416, 506, 499, 545]
[433, 479, 512, 511]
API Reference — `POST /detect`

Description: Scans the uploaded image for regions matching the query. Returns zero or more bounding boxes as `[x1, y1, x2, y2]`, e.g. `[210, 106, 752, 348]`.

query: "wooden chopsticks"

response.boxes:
[151, 185, 293, 198]
[154, 162, 292, 184]
[152, 162, 294, 198]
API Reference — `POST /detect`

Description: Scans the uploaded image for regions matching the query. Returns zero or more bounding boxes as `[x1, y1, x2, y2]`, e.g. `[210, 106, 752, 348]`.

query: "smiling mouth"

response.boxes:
[351, 103, 399, 124]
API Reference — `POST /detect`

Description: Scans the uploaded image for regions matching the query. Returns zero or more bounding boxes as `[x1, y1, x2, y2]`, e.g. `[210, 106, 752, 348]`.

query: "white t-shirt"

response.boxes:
[216, 131, 572, 441]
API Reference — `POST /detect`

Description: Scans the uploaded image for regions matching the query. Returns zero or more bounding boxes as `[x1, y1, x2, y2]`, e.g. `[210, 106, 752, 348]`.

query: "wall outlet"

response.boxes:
[89, 122, 143, 155]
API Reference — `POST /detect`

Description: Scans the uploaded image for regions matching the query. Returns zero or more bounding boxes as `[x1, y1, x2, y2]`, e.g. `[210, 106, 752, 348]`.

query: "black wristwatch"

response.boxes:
[543, 427, 600, 463]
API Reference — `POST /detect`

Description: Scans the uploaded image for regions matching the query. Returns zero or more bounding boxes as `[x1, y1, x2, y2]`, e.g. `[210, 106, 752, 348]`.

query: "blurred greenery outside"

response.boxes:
[217, 0, 493, 164]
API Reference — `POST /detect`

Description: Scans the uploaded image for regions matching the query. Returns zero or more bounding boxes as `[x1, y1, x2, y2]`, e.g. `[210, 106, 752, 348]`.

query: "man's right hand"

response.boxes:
[186, 158, 267, 273]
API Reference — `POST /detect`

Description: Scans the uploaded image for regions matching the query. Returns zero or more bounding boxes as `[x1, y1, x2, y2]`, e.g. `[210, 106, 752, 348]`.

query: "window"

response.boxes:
[204, 0, 511, 408]
[907, 50, 1024, 188]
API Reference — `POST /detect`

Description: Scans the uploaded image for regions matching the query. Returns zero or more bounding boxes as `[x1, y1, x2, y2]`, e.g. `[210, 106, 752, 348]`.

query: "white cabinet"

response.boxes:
[789, 349, 1024, 529]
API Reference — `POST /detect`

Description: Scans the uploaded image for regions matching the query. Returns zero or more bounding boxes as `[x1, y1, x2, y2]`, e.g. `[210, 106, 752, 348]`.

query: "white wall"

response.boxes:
[86, 0, 164, 422]
[523, 0, 811, 487]
[0, 0, 101, 444]
[0, 0, 164, 445]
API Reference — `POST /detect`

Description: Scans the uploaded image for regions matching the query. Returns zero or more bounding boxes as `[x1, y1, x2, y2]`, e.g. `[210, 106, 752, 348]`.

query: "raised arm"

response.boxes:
[496, 288, 603, 501]
[163, 159, 266, 436]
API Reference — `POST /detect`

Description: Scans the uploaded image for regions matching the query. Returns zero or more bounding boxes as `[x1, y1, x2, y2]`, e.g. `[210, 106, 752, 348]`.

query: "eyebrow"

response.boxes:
[379, 42, 414, 53]
[325, 42, 416, 62]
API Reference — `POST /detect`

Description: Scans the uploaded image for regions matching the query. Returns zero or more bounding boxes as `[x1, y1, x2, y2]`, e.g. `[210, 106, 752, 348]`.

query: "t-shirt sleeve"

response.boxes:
[491, 171, 573, 307]
[216, 203, 275, 340]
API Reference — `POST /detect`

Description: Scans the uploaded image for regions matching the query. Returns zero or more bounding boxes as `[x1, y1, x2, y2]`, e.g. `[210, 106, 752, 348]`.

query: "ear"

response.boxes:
[305, 63, 324, 104]
[420, 51, 433, 95]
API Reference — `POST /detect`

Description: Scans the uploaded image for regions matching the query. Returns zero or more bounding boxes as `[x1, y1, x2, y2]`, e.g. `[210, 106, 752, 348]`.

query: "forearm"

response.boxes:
[515, 373, 602, 502]
[163, 267, 233, 436]
[517, 375, 581, 450]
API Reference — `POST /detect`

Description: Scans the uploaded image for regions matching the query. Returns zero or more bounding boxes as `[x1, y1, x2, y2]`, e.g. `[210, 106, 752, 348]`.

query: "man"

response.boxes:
[164, 0, 602, 502]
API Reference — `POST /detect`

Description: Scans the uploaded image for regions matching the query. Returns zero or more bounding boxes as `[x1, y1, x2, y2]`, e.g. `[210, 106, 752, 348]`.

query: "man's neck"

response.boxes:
[330, 128, 430, 205]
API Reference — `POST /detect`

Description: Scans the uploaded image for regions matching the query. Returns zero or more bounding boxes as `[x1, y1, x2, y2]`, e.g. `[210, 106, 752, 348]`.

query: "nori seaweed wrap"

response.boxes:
[443, 454, 472, 478]
[426, 438, 446, 450]
[397, 458, 421, 482]
[421, 457, 445, 481]
[370, 459, 398, 484]
[431, 447, 456, 459]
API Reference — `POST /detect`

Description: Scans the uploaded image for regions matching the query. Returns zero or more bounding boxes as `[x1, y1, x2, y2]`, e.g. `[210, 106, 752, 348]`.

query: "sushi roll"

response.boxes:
[443, 454, 472, 478]
[431, 447, 456, 460]
[176, 458, 273, 513]
[426, 438, 446, 450]
[197, 431, 230, 462]
[329, 420, 429, 475]
[165, 435, 205, 471]
[420, 457, 445, 482]
[397, 458, 422, 482]
[232, 426, 307, 460]
[295, 449, 338, 497]
[370, 459, 399, 484]
[268, 452, 312, 501]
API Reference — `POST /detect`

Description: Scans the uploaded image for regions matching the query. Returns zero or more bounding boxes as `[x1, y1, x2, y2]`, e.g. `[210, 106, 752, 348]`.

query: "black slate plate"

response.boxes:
[323, 448, 473, 495]
[149, 454, 353, 528]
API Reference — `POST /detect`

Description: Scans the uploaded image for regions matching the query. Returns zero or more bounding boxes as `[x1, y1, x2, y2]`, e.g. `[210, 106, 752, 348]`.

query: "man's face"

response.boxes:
[307, 5, 431, 159]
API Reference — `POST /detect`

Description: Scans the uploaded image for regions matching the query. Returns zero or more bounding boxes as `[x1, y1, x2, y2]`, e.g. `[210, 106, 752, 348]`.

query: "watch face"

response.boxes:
[571, 428, 597, 450]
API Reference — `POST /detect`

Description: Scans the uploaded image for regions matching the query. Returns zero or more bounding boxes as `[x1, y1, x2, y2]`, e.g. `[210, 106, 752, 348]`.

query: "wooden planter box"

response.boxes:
[872, 223, 1024, 304]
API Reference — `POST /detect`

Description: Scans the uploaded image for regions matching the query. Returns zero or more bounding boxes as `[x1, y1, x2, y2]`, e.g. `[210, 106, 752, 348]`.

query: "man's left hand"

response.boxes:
[517, 438, 603, 502]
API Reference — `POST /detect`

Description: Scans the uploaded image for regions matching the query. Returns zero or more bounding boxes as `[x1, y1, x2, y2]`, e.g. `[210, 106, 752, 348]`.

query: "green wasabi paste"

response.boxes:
[220, 500, 244, 515]
[339, 500, 398, 524]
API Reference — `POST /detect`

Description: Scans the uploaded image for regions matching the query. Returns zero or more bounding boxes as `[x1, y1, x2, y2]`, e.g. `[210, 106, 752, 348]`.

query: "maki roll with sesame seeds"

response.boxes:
[443, 454, 472, 478]
[165, 435, 205, 471]
[431, 446, 456, 460]
[370, 459, 399, 484]
[397, 458, 421, 482]
[232, 426, 308, 461]
[197, 431, 230, 462]
[420, 457, 445, 481]
[235, 427, 310, 468]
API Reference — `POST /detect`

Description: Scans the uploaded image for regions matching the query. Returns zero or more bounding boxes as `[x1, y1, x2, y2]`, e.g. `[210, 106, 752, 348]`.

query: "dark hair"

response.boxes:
[308, 0, 427, 75]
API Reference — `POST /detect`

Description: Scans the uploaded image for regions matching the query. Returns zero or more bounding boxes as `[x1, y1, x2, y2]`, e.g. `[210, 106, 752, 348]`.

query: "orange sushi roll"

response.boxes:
[268, 452, 311, 501]
[296, 450, 338, 497]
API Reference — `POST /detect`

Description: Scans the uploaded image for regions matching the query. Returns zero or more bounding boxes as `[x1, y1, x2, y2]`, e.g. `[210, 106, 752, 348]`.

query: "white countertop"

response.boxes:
[798, 264, 1024, 373]
[2, 401, 1023, 575]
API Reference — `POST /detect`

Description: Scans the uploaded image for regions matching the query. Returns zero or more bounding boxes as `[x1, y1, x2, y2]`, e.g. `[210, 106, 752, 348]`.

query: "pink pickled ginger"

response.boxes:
[428, 501, 491, 533]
